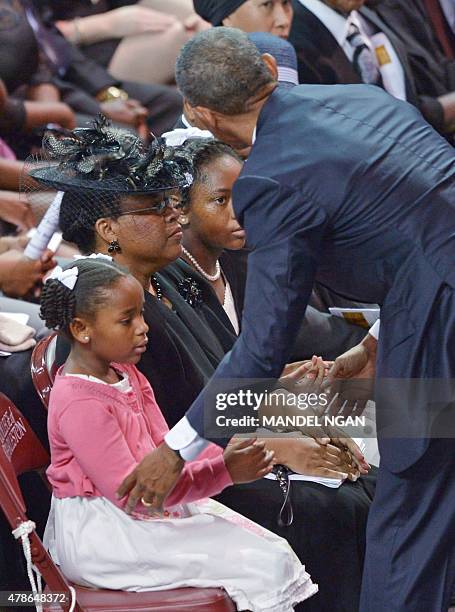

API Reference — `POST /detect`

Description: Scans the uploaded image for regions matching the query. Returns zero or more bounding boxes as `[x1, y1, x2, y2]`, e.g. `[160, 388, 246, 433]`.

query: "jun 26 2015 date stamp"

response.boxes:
[0, 591, 69, 607]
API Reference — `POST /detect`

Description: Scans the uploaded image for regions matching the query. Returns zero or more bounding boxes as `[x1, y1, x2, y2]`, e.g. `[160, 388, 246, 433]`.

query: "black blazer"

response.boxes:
[368, 0, 455, 134]
[289, 2, 424, 126]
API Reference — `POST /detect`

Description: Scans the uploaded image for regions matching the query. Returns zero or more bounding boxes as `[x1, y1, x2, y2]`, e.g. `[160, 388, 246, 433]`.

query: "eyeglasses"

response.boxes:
[118, 196, 184, 217]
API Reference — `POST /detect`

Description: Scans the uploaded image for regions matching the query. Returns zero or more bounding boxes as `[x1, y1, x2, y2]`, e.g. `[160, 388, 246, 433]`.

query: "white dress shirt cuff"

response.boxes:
[165, 416, 209, 461]
[369, 319, 380, 340]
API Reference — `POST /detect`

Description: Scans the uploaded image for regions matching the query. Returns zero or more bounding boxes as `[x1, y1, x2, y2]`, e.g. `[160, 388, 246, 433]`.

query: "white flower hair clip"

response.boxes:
[73, 253, 113, 262]
[46, 265, 79, 291]
[162, 127, 213, 148]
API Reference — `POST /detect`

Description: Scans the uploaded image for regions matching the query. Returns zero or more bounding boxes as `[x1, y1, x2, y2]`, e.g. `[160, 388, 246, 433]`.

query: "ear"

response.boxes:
[192, 105, 220, 133]
[69, 317, 92, 345]
[261, 53, 279, 81]
[95, 217, 118, 248]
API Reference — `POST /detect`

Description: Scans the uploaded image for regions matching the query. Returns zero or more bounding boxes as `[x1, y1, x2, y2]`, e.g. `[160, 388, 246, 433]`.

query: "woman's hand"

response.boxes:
[271, 436, 360, 480]
[0, 249, 56, 297]
[107, 6, 178, 37]
[0, 234, 29, 254]
[0, 192, 35, 230]
[279, 356, 328, 394]
[224, 438, 275, 484]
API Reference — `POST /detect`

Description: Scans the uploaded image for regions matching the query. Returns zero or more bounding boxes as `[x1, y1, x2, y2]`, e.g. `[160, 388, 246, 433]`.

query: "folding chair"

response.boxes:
[31, 334, 58, 410]
[0, 393, 236, 611]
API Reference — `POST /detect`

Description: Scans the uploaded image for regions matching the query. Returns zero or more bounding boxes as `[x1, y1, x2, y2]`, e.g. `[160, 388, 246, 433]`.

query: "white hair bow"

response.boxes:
[46, 266, 79, 291]
[73, 253, 113, 262]
[162, 127, 213, 147]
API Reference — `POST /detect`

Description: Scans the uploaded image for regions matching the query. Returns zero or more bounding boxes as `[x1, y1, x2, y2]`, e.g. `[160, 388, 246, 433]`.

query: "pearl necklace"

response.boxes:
[181, 246, 221, 282]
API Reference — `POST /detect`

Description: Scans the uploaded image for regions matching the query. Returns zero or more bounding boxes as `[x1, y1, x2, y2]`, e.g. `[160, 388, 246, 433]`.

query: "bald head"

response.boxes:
[175, 27, 276, 115]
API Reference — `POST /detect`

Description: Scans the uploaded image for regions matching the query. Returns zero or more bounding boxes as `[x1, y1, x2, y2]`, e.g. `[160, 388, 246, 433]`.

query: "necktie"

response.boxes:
[21, 0, 72, 76]
[346, 20, 383, 87]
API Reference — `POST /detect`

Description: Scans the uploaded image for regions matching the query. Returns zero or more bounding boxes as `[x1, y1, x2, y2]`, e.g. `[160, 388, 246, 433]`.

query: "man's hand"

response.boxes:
[116, 442, 184, 513]
[223, 438, 275, 483]
[326, 334, 377, 416]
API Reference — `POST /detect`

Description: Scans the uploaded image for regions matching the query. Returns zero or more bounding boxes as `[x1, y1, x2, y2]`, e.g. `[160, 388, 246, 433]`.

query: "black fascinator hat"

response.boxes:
[27, 115, 194, 194]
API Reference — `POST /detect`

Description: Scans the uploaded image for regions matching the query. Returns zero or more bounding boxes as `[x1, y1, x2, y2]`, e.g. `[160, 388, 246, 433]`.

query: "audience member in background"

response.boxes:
[38, 0, 208, 86]
[0, 0, 181, 139]
[366, 0, 455, 136]
[193, 0, 294, 39]
[288, 0, 455, 139]
[425, 0, 455, 58]
[48, 123, 375, 612]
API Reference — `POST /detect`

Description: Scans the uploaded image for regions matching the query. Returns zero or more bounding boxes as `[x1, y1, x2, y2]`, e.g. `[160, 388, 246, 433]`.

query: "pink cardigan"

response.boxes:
[46, 363, 232, 511]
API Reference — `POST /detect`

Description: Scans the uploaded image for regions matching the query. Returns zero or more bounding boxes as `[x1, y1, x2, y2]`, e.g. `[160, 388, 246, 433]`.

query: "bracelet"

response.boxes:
[73, 17, 83, 45]
[96, 86, 129, 103]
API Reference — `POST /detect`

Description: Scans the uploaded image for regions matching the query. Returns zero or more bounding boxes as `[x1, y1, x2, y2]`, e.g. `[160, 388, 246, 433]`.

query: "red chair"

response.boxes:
[0, 393, 236, 611]
[31, 334, 58, 410]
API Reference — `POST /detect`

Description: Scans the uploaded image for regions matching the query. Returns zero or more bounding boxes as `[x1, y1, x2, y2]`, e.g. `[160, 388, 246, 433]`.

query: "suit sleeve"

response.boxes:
[184, 176, 329, 443]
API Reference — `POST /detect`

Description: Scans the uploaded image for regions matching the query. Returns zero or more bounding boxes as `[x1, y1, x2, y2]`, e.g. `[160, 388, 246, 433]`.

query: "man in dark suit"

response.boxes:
[288, 0, 455, 138]
[118, 28, 455, 611]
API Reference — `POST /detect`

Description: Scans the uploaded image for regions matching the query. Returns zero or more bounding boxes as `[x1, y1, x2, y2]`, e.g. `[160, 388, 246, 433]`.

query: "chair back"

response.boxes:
[31, 334, 58, 410]
[0, 393, 75, 607]
[0, 399, 236, 611]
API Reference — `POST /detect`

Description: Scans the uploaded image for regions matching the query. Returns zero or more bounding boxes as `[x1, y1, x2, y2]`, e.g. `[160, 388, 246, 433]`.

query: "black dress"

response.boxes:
[162, 251, 366, 361]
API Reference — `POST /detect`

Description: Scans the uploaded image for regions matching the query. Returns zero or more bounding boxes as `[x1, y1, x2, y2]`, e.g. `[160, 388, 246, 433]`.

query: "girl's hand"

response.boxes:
[224, 438, 275, 484]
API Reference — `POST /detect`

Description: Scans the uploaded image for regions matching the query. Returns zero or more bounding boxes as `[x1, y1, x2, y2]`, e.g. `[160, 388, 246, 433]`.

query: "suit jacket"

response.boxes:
[185, 85, 455, 473]
[288, 1, 450, 133]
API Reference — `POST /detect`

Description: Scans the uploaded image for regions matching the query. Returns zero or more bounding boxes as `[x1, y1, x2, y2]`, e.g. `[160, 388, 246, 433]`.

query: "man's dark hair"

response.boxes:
[175, 27, 275, 115]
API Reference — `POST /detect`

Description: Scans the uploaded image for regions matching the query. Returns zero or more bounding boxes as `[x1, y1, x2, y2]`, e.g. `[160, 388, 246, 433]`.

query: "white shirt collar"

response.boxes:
[252, 126, 257, 145]
[298, 0, 350, 48]
[181, 113, 192, 128]
[440, 0, 455, 32]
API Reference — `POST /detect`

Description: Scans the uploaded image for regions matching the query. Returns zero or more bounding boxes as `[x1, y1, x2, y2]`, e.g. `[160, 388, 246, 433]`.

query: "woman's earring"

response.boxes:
[179, 215, 189, 226]
[84, 336, 89, 341]
[108, 239, 121, 254]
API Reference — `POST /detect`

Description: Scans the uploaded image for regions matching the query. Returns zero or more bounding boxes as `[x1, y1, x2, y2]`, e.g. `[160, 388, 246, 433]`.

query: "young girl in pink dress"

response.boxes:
[40, 256, 317, 612]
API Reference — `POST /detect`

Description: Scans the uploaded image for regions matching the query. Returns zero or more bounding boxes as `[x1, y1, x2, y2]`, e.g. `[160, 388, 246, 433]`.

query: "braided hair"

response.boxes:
[40, 258, 128, 337]
[180, 138, 242, 207]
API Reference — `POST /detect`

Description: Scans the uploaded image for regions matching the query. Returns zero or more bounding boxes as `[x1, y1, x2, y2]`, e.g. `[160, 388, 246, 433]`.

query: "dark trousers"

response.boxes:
[360, 438, 455, 611]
